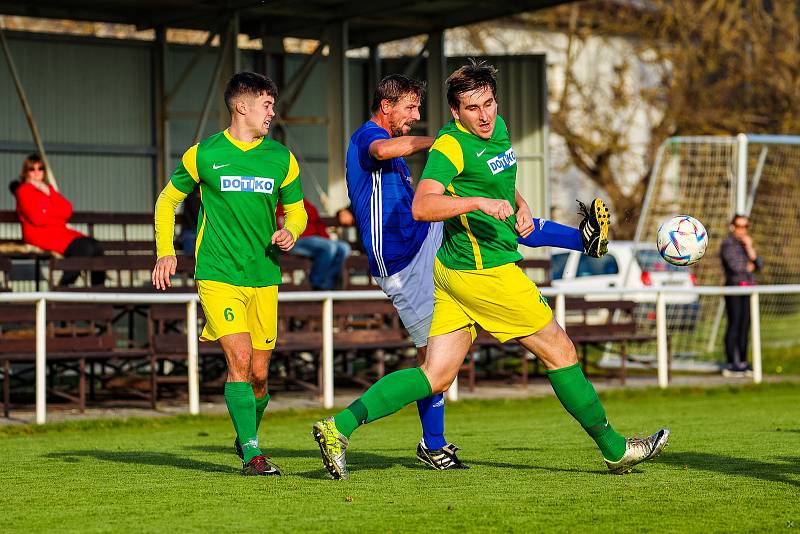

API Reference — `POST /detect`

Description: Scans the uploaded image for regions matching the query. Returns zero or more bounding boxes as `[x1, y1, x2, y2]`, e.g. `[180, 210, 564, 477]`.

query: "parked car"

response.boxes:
[549, 241, 699, 328]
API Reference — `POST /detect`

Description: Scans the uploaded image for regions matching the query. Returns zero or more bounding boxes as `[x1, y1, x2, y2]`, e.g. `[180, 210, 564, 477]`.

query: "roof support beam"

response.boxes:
[0, 24, 58, 190]
[153, 26, 168, 192]
[325, 20, 349, 213]
[426, 30, 447, 135]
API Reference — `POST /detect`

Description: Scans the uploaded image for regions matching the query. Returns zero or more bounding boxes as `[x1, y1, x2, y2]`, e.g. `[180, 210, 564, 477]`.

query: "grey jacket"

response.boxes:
[720, 234, 761, 286]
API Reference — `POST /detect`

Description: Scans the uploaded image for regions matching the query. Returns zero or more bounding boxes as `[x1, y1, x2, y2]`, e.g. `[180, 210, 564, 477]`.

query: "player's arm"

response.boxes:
[369, 136, 435, 160]
[412, 180, 513, 222]
[273, 151, 307, 252]
[412, 133, 512, 222]
[514, 189, 534, 238]
[153, 145, 198, 290]
[274, 200, 307, 251]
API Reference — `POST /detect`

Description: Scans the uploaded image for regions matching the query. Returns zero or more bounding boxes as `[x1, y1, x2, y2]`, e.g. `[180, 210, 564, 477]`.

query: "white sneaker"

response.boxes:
[605, 428, 670, 474]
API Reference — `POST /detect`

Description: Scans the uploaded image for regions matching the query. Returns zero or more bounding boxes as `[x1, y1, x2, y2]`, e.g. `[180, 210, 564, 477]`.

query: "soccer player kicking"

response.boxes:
[313, 61, 669, 480]
[152, 72, 307, 477]
[343, 74, 611, 471]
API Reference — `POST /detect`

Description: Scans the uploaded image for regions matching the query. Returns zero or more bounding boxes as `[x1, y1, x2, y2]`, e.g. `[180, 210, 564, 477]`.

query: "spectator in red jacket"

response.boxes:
[10, 154, 105, 286]
[276, 199, 350, 290]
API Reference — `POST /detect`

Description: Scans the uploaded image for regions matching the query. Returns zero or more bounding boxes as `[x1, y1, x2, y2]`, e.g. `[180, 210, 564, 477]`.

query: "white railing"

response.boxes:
[3, 284, 800, 424]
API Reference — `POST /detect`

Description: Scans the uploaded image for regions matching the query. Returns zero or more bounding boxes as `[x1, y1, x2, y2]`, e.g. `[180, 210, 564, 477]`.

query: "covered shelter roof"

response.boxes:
[1, 0, 569, 47]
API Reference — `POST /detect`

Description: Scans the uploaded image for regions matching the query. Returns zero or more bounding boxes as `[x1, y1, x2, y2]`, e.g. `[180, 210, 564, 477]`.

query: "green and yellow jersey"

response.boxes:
[155, 129, 305, 287]
[421, 115, 521, 270]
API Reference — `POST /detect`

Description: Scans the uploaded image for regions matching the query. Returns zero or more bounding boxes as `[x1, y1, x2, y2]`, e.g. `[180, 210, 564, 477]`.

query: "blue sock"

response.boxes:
[517, 218, 583, 252]
[416, 394, 447, 450]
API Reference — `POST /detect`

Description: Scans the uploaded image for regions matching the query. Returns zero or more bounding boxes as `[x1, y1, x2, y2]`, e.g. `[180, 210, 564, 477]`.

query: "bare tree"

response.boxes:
[525, 0, 800, 238]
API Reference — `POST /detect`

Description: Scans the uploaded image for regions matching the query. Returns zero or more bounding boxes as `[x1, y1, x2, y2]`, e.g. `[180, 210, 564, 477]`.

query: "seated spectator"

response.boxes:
[336, 204, 366, 254]
[10, 154, 105, 286]
[277, 199, 351, 290]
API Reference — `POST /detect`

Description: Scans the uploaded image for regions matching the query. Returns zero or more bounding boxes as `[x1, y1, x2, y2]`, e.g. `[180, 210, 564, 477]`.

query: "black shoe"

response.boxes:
[577, 198, 610, 258]
[234, 438, 244, 463]
[241, 455, 282, 476]
[416, 441, 470, 470]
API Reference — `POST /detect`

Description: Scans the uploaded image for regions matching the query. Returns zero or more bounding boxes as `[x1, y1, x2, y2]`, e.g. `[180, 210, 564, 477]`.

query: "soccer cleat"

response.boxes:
[578, 198, 610, 258]
[234, 438, 244, 463]
[241, 454, 282, 476]
[312, 417, 350, 480]
[416, 441, 470, 470]
[605, 428, 670, 474]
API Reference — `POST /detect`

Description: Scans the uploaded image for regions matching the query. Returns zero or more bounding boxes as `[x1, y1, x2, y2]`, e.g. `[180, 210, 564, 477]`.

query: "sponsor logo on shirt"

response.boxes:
[486, 148, 516, 175]
[220, 176, 274, 194]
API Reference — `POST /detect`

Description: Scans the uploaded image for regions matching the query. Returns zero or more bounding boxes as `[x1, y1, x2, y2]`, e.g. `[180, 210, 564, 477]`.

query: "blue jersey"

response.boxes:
[346, 120, 429, 277]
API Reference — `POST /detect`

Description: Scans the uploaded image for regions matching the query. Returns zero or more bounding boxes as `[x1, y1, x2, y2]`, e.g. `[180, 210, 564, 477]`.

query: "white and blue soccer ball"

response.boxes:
[656, 215, 708, 266]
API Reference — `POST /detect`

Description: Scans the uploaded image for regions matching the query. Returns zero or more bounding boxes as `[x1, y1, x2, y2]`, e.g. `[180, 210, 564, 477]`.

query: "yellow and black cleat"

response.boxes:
[578, 198, 610, 258]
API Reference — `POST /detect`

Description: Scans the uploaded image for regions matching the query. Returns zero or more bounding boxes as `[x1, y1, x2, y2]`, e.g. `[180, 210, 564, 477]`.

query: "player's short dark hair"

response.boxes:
[731, 214, 749, 225]
[370, 74, 426, 114]
[446, 59, 498, 110]
[224, 72, 278, 113]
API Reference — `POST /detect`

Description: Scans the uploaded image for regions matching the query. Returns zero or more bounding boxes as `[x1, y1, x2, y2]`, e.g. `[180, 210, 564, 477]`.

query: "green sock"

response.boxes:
[224, 382, 262, 463]
[547, 363, 626, 462]
[334, 367, 432, 438]
[255, 393, 270, 431]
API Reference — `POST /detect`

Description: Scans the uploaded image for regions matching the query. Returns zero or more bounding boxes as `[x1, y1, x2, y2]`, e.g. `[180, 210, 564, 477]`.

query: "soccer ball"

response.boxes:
[656, 215, 708, 266]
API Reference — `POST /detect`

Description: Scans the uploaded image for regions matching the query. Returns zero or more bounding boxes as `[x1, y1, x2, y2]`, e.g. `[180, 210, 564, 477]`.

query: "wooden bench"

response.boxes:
[0, 303, 148, 416]
[564, 297, 666, 384]
[147, 304, 225, 407]
[48, 255, 196, 291]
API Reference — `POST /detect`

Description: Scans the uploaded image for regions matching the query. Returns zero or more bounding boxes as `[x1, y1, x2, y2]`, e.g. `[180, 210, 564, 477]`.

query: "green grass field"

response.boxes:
[2, 384, 799, 533]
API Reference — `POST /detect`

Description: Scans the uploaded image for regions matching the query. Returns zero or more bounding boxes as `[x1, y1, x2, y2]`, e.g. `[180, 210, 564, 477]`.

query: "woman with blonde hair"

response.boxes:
[10, 154, 105, 286]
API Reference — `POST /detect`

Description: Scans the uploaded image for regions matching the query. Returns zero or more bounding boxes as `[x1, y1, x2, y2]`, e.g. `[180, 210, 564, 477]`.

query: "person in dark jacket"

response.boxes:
[719, 214, 761, 377]
[10, 154, 104, 286]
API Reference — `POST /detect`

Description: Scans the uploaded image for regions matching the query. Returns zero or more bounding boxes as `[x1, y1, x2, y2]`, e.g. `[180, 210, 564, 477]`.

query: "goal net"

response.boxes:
[631, 134, 800, 368]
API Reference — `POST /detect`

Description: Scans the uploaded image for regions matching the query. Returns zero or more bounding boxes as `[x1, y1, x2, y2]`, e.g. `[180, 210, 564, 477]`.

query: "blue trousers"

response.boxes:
[291, 236, 351, 290]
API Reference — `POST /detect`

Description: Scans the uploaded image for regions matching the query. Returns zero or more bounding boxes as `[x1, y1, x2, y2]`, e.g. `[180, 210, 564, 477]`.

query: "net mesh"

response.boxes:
[627, 135, 800, 367]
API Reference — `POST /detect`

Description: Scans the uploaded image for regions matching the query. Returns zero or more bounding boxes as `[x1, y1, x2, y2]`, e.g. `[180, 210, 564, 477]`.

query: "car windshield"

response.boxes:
[636, 250, 689, 272]
[576, 254, 619, 277]
[551, 253, 569, 280]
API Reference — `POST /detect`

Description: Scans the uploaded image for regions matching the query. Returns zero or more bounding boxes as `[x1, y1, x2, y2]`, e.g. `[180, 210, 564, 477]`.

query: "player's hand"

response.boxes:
[152, 255, 177, 290]
[271, 228, 295, 251]
[515, 204, 534, 238]
[478, 198, 514, 221]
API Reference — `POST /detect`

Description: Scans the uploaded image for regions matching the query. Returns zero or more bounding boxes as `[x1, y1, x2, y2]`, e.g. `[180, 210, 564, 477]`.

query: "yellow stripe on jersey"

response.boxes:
[195, 185, 207, 258]
[182, 144, 200, 182]
[281, 152, 300, 188]
[454, 120, 470, 134]
[430, 134, 464, 175]
[446, 184, 483, 269]
[223, 129, 264, 152]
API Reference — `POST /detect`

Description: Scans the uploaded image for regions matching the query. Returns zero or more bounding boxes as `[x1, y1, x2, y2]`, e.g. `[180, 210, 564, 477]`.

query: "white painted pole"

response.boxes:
[656, 291, 669, 389]
[35, 297, 46, 424]
[447, 376, 459, 402]
[322, 297, 334, 408]
[555, 293, 566, 331]
[186, 299, 199, 415]
[736, 133, 748, 215]
[750, 292, 762, 384]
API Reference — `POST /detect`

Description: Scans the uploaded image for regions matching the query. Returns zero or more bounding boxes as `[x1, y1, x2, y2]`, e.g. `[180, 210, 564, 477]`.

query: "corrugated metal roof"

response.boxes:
[0, 1, 571, 47]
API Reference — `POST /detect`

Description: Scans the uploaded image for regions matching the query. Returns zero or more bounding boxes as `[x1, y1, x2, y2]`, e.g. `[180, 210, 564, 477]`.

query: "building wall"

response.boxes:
[1, 32, 547, 223]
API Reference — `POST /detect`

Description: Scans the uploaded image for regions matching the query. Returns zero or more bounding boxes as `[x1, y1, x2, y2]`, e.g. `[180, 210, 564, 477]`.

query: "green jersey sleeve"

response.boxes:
[278, 151, 304, 204]
[421, 134, 464, 188]
[169, 144, 199, 194]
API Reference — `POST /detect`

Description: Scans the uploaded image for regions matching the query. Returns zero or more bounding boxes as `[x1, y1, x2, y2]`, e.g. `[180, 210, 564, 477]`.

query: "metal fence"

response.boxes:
[3, 284, 800, 424]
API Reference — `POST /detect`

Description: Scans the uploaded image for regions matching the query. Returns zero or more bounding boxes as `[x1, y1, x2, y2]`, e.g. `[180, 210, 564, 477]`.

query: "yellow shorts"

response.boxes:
[197, 280, 278, 350]
[429, 258, 553, 343]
